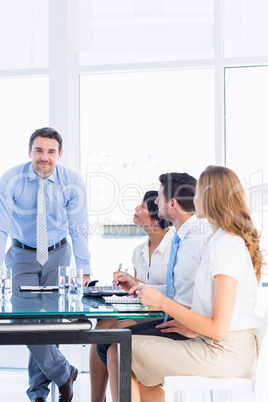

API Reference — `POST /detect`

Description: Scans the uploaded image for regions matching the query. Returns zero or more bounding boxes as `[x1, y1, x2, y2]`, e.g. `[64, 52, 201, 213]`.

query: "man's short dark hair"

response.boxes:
[29, 127, 63, 152]
[159, 172, 197, 213]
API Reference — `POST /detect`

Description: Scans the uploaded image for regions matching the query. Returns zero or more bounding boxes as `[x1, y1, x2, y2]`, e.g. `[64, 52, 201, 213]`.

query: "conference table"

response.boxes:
[0, 289, 163, 402]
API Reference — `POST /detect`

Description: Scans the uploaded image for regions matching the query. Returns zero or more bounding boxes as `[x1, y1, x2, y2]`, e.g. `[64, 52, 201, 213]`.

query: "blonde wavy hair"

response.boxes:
[198, 165, 264, 281]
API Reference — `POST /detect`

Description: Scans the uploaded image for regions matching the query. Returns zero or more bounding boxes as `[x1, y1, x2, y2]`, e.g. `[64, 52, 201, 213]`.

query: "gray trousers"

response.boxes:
[6, 242, 72, 401]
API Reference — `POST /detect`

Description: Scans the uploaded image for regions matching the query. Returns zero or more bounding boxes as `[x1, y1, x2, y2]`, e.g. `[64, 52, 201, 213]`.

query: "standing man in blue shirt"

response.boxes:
[0, 127, 92, 402]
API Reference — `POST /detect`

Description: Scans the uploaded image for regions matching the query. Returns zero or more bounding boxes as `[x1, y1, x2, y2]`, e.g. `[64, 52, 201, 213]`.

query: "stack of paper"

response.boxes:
[103, 294, 141, 304]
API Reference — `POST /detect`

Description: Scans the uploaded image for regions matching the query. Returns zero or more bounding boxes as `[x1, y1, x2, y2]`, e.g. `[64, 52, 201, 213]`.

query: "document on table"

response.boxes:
[19, 286, 58, 291]
[103, 294, 141, 304]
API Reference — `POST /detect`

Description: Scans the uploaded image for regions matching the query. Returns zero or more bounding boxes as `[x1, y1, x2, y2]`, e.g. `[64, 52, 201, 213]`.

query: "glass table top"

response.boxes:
[0, 289, 164, 320]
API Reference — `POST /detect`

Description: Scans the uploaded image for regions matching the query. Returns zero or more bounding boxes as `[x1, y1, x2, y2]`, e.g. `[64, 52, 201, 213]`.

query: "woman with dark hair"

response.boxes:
[114, 190, 172, 294]
[107, 166, 264, 402]
[90, 190, 173, 402]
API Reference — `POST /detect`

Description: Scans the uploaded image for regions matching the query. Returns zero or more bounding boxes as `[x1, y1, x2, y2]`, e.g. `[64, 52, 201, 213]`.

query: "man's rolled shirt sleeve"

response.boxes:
[65, 174, 91, 275]
[0, 171, 16, 266]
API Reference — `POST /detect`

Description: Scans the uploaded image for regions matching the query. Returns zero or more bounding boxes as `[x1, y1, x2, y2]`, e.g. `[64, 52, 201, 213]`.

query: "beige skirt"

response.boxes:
[131, 329, 258, 387]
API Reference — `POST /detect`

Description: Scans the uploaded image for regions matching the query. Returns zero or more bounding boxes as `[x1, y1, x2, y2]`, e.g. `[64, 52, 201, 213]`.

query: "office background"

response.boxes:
[0, 1, 268, 399]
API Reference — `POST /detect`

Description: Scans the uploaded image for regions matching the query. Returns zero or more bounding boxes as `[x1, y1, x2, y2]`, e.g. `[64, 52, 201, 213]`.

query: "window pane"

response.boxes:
[225, 66, 268, 274]
[0, 0, 48, 70]
[224, 0, 268, 58]
[80, 69, 214, 227]
[0, 76, 49, 173]
[81, 69, 214, 275]
[78, 0, 214, 65]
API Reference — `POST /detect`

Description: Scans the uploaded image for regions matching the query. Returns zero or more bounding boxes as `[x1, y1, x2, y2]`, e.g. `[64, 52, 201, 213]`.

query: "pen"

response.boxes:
[122, 268, 128, 277]
[126, 291, 136, 297]
[117, 263, 123, 271]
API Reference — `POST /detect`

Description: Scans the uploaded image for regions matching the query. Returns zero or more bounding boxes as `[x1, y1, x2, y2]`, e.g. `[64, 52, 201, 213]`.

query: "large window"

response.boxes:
[225, 66, 268, 272]
[80, 69, 214, 277]
[81, 69, 214, 227]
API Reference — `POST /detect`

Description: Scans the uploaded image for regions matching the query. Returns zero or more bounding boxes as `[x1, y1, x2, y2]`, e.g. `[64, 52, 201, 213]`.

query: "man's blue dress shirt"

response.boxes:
[0, 162, 91, 274]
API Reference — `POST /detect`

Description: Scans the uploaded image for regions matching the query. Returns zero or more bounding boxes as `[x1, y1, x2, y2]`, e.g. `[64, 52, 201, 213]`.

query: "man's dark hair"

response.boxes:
[159, 172, 197, 213]
[29, 127, 63, 152]
[143, 191, 172, 230]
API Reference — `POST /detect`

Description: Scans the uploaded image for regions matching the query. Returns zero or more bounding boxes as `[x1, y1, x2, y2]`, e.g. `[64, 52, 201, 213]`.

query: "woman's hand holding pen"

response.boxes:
[112, 269, 138, 291]
[112, 263, 124, 286]
[129, 284, 164, 308]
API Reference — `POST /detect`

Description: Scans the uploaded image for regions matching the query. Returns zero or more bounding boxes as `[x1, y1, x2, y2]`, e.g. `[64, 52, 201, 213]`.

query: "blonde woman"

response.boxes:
[107, 165, 264, 402]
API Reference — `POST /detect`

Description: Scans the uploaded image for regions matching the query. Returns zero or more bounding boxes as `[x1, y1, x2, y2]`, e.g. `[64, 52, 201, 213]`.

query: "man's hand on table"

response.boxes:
[83, 275, 91, 286]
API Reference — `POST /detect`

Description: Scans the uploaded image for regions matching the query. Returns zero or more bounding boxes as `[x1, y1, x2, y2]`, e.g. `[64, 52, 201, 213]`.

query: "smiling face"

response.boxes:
[29, 136, 63, 178]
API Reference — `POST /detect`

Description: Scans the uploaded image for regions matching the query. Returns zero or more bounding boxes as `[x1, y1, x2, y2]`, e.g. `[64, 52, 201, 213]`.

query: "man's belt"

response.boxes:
[12, 238, 67, 252]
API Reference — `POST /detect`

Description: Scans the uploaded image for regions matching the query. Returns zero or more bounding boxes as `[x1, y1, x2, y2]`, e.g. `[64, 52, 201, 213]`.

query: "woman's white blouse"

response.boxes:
[191, 228, 261, 331]
[131, 227, 175, 295]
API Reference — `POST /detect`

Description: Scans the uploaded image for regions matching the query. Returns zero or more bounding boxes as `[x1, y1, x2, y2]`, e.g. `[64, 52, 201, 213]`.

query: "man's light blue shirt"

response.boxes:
[0, 162, 91, 274]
